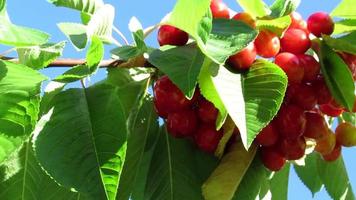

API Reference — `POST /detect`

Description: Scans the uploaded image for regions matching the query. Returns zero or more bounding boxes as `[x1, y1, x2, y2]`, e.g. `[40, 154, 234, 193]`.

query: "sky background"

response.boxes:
[2, 0, 354, 199]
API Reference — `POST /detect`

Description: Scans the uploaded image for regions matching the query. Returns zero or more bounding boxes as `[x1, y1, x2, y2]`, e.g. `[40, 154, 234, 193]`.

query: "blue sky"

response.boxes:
[4, 0, 354, 199]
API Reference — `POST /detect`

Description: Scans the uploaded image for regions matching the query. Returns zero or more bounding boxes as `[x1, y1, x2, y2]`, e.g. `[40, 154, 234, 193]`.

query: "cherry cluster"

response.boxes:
[154, 0, 356, 171]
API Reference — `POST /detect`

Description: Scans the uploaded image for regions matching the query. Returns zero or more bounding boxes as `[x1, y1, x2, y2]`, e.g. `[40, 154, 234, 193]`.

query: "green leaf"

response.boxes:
[319, 41, 355, 111]
[323, 34, 356, 55]
[202, 142, 257, 200]
[236, 0, 271, 18]
[331, 0, 356, 19]
[0, 142, 80, 199]
[58, 23, 88, 50]
[215, 117, 235, 158]
[334, 19, 356, 35]
[111, 45, 143, 60]
[270, 163, 290, 200]
[144, 127, 219, 200]
[33, 84, 130, 200]
[256, 15, 291, 36]
[48, 0, 104, 13]
[202, 19, 258, 64]
[86, 35, 104, 70]
[129, 17, 147, 51]
[168, 0, 210, 39]
[117, 97, 160, 200]
[270, 0, 300, 18]
[317, 156, 355, 200]
[53, 64, 91, 83]
[148, 45, 204, 98]
[17, 41, 66, 70]
[242, 60, 288, 148]
[0, 60, 46, 165]
[87, 4, 115, 43]
[294, 153, 323, 196]
[342, 112, 356, 125]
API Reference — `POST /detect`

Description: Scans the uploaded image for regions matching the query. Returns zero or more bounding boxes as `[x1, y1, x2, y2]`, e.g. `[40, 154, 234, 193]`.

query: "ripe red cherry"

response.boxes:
[153, 76, 191, 118]
[298, 54, 320, 82]
[307, 12, 334, 37]
[232, 12, 256, 28]
[322, 144, 341, 162]
[286, 84, 317, 110]
[197, 98, 218, 124]
[276, 104, 306, 140]
[312, 76, 332, 105]
[167, 110, 198, 138]
[275, 52, 304, 84]
[319, 103, 344, 117]
[254, 30, 280, 58]
[281, 28, 311, 54]
[279, 137, 306, 160]
[157, 25, 189, 46]
[210, 0, 230, 19]
[194, 124, 223, 153]
[228, 42, 257, 70]
[255, 123, 279, 147]
[289, 12, 308, 33]
[335, 122, 356, 147]
[260, 146, 286, 171]
[303, 111, 329, 139]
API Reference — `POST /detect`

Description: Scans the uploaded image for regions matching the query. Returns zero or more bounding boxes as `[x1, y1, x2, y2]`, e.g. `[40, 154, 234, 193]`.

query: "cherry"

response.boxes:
[279, 137, 306, 160]
[260, 146, 286, 171]
[312, 76, 332, 105]
[286, 84, 317, 110]
[255, 123, 279, 147]
[289, 12, 308, 33]
[167, 110, 198, 138]
[228, 42, 257, 70]
[232, 12, 256, 28]
[157, 25, 189, 46]
[281, 28, 311, 54]
[153, 76, 191, 118]
[319, 103, 344, 117]
[194, 124, 223, 153]
[298, 54, 320, 82]
[276, 104, 306, 140]
[303, 111, 329, 140]
[275, 52, 304, 84]
[254, 30, 280, 58]
[315, 130, 336, 155]
[197, 98, 218, 124]
[307, 12, 334, 37]
[322, 144, 341, 162]
[210, 0, 230, 19]
[335, 122, 356, 147]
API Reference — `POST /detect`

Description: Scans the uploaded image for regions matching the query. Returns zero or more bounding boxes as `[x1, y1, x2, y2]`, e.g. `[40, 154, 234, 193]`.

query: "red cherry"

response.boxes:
[197, 98, 218, 124]
[228, 42, 257, 69]
[275, 52, 304, 84]
[319, 103, 344, 117]
[195, 124, 223, 153]
[281, 28, 311, 54]
[210, 0, 230, 19]
[279, 137, 306, 160]
[255, 123, 279, 147]
[260, 146, 286, 171]
[153, 76, 191, 118]
[312, 76, 332, 105]
[232, 12, 256, 28]
[276, 104, 306, 140]
[303, 111, 329, 139]
[167, 110, 198, 138]
[289, 12, 309, 33]
[254, 30, 280, 58]
[307, 12, 334, 37]
[298, 54, 321, 82]
[322, 144, 341, 162]
[286, 84, 317, 110]
[157, 25, 189, 46]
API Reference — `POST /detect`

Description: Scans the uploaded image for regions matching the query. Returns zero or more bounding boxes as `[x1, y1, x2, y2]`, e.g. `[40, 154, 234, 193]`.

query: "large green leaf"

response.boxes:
[317, 156, 355, 200]
[202, 142, 257, 200]
[319, 41, 355, 111]
[331, 0, 356, 19]
[17, 41, 66, 70]
[33, 84, 130, 200]
[270, 163, 290, 200]
[0, 142, 79, 200]
[0, 60, 46, 165]
[334, 19, 356, 35]
[58, 23, 88, 50]
[270, 0, 300, 18]
[236, 0, 271, 18]
[48, 0, 104, 13]
[148, 45, 205, 98]
[117, 97, 160, 200]
[144, 127, 219, 200]
[256, 15, 291, 36]
[294, 153, 323, 196]
[323, 34, 356, 55]
[87, 4, 115, 43]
